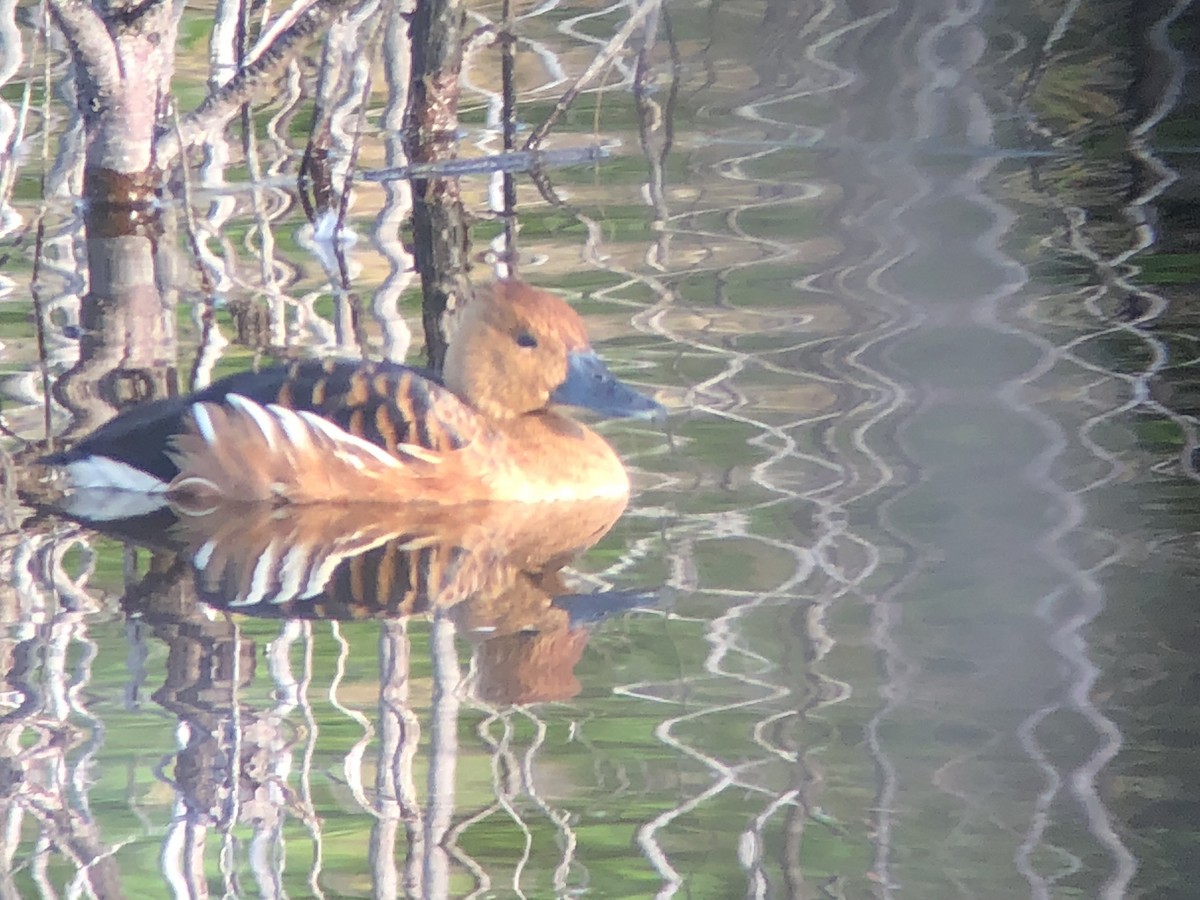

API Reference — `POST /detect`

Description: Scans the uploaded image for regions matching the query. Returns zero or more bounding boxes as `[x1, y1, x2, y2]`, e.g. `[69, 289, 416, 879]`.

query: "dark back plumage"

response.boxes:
[46, 359, 481, 484]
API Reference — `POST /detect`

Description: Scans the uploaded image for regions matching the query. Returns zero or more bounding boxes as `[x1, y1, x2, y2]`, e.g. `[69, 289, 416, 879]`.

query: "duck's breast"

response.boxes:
[487, 413, 631, 503]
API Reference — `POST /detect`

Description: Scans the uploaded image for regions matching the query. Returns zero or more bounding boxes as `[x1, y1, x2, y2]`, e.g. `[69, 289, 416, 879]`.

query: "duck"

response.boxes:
[44, 281, 663, 510]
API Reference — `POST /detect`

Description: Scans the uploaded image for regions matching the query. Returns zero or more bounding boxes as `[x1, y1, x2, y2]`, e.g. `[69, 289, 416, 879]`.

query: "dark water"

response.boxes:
[3, 0, 1200, 897]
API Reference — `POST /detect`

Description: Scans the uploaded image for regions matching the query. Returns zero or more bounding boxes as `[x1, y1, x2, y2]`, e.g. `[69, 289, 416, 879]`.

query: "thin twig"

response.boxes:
[30, 0, 55, 449]
[171, 103, 214, 298]
[333, 7, 388, 357]
[523, 0, 662, 150]
[334, 4, 386, 250]
[31, 212, 52, 449]
[499, 0, 518, 271]
[158, 0, 361, 164]
[168, 101, 225, 392]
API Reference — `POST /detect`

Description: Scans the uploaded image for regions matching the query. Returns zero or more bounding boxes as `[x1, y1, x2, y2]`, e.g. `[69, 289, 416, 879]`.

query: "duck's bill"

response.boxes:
[551, 350, 666, 421]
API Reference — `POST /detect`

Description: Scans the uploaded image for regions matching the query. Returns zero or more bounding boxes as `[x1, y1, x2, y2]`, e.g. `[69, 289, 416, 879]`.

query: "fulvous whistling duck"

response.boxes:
[44, 281, 663, 512]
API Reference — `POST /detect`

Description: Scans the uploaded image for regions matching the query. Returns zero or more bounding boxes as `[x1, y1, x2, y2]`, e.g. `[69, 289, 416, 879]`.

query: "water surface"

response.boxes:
[3, 0, 1200, 897]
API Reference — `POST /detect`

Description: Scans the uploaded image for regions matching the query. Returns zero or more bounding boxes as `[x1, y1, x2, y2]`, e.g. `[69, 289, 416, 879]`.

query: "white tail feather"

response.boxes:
[62, 457, 169, 493]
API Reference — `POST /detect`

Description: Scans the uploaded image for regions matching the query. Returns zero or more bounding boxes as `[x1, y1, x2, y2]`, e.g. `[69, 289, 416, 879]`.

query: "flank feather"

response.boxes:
[175, 502, 409, 607]
[167, 395, 443, 503]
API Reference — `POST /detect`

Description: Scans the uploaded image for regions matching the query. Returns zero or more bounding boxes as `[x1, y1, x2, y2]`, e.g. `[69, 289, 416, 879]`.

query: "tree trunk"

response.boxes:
[405, 0, 469, 372]
[50, 0, 181, 204]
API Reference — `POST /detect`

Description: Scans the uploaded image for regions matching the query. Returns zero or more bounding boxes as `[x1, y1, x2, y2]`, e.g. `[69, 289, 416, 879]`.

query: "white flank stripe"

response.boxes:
[395, 535, 440, 551]
[302, 555, 340, 599]
[272, 404, 312, 448]
[333, 449, 367, 471]
[191, 403, 217, 445]
[394, 442, 441, 465]
[275, 544, 310, 604]
[193, 539, 217, 570]
[229, 540, 278, 607]
[226, 395, 279, 451]
[293, 408, 403, 468]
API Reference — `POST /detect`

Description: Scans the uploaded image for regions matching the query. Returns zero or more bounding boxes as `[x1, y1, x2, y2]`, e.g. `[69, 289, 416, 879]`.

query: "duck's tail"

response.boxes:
[167, 394, 440, 504]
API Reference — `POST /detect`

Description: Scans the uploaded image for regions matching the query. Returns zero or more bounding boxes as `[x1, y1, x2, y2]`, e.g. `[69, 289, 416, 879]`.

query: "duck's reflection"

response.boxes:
[178, 498, 645, 693]
[95, 494, 651, 689]
[52, 495, 656, 895]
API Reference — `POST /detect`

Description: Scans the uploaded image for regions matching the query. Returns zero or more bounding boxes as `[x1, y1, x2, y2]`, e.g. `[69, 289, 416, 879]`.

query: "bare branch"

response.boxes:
[155, 0, 360, 165]
[523, 0, 662, 150]
[46, 0, 120, 88]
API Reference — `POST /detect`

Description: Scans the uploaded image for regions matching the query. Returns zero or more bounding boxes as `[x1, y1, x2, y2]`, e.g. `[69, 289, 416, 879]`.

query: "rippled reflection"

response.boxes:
[3, 0, 1200, 896]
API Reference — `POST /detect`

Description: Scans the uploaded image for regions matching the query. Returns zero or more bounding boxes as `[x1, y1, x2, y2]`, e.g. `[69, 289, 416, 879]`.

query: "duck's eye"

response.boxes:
[515, 331, 538, 349]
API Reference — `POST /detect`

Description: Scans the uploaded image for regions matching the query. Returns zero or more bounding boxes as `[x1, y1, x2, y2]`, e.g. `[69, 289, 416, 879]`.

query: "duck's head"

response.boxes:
[444, 281, 664, 422]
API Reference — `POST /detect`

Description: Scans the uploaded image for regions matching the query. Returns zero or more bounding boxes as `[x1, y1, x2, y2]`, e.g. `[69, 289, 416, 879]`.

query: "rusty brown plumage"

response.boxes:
[156, 281, 650, 504]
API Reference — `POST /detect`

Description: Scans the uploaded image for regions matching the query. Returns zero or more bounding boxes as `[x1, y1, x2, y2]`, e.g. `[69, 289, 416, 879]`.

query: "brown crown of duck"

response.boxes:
[445, 281, 591, 420]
